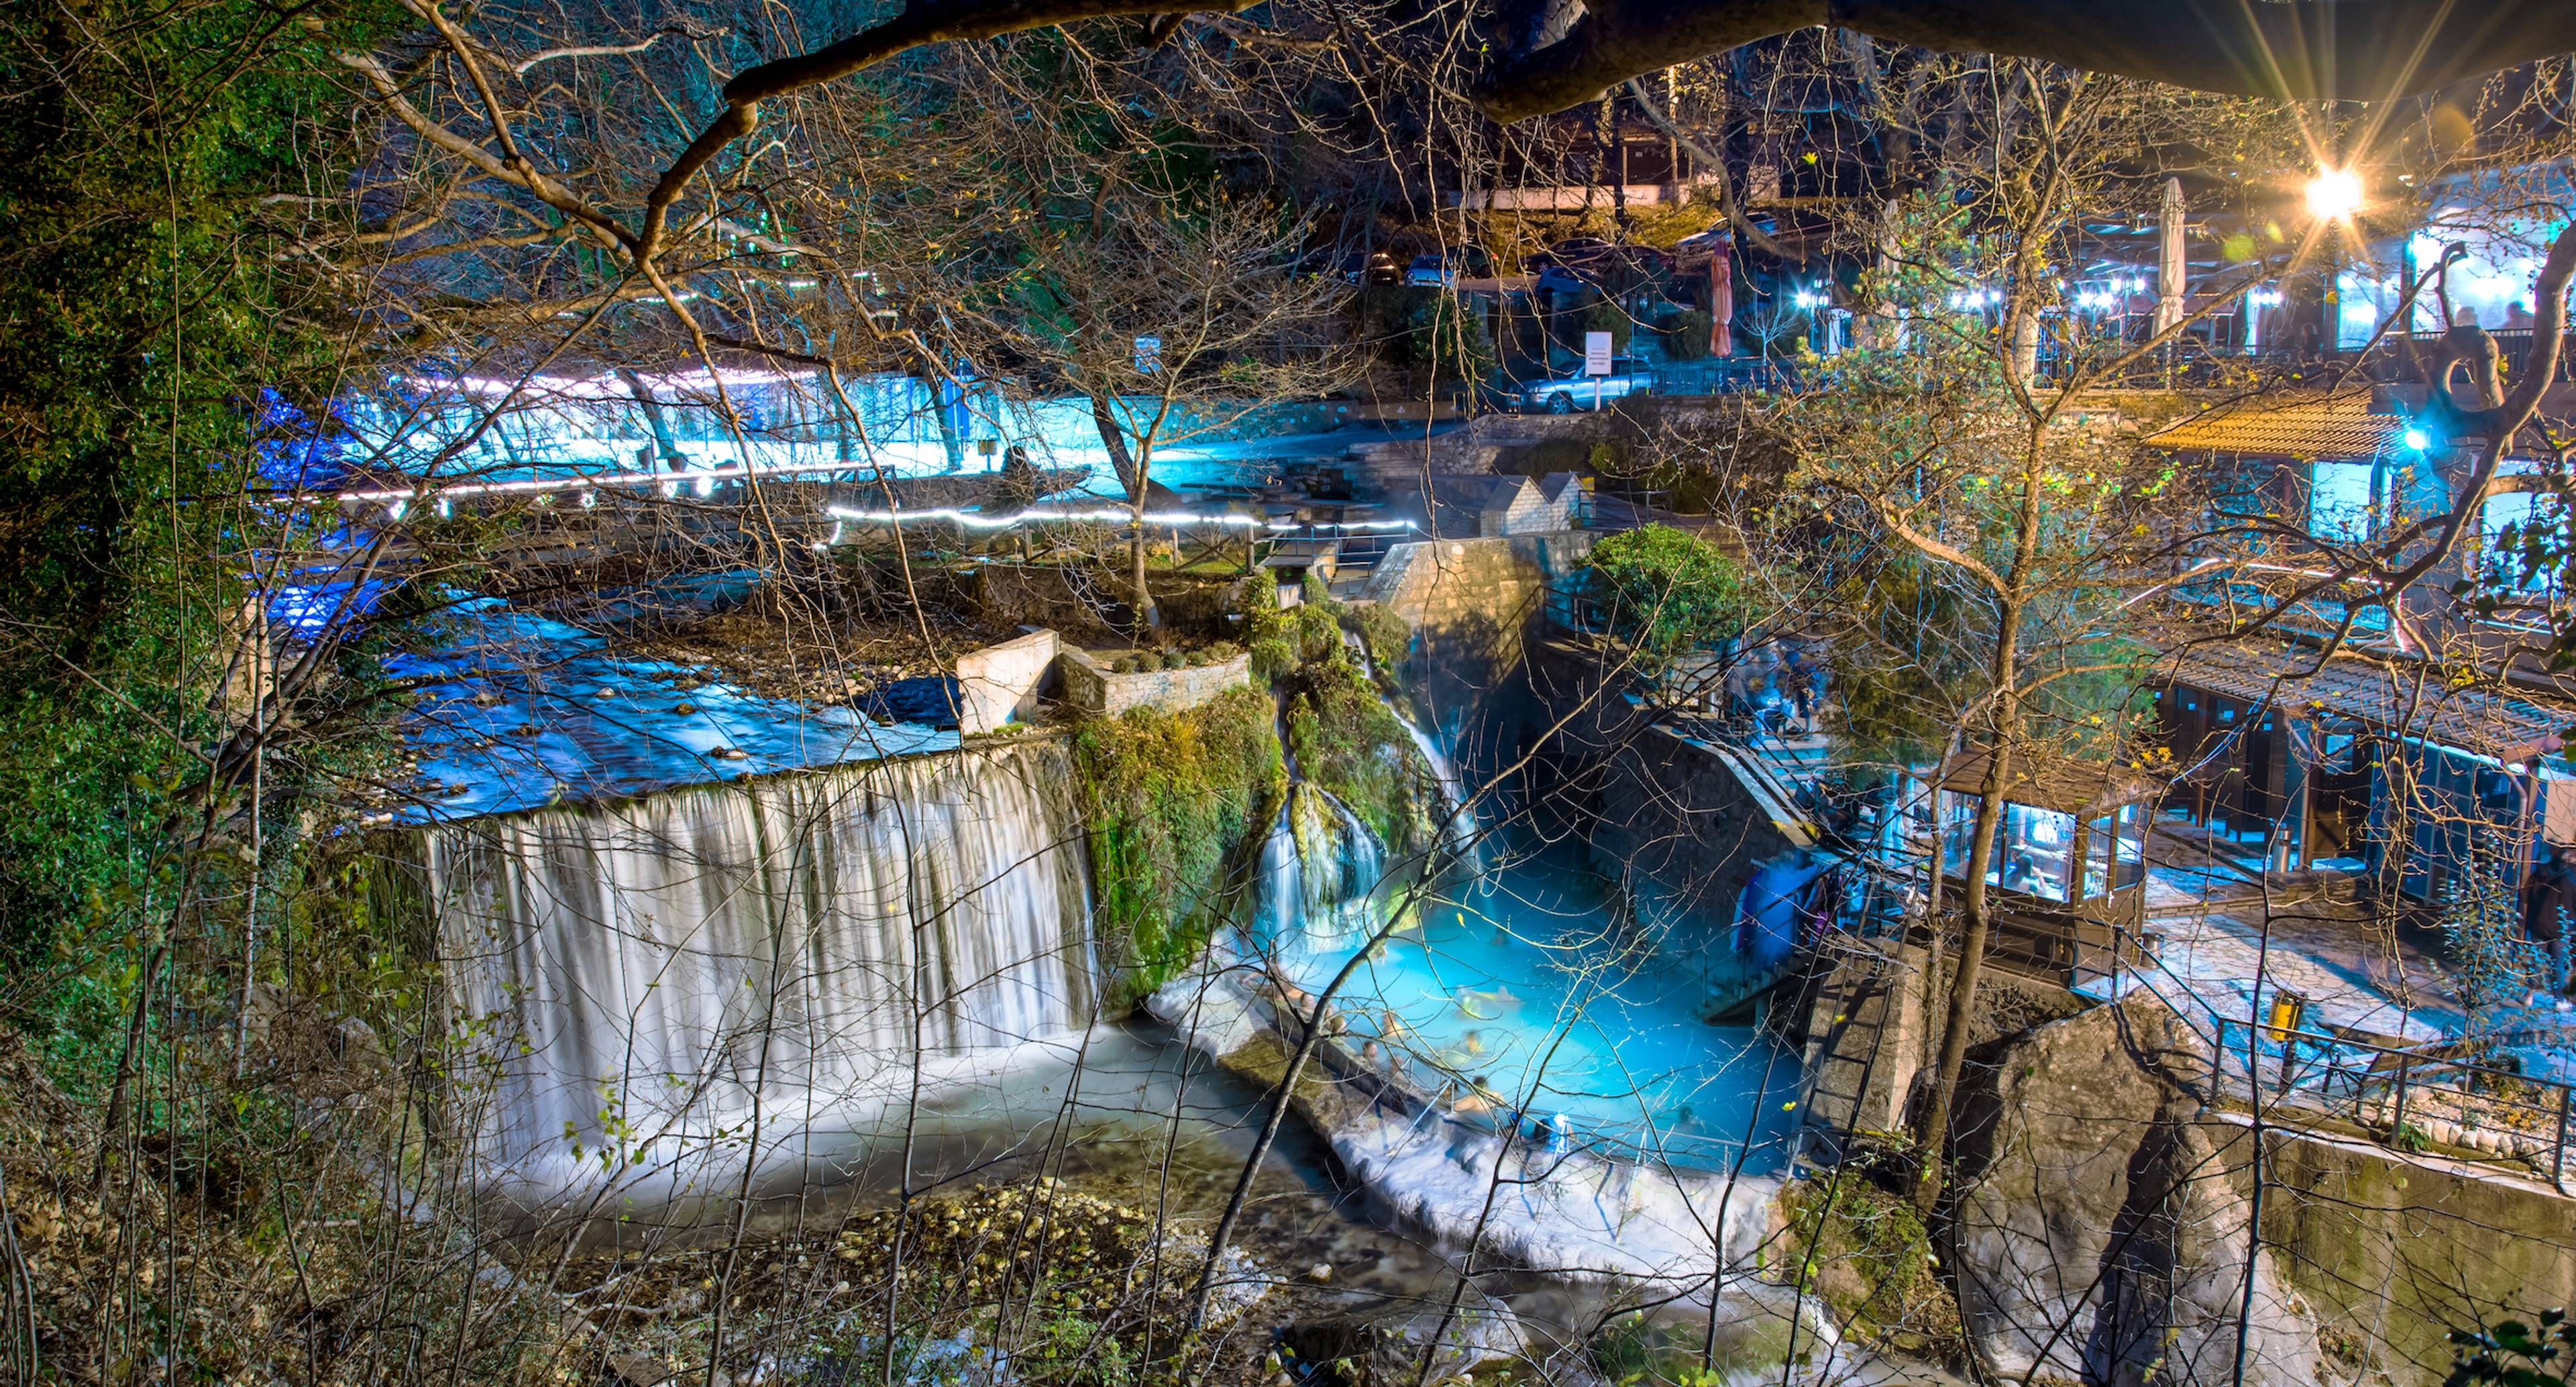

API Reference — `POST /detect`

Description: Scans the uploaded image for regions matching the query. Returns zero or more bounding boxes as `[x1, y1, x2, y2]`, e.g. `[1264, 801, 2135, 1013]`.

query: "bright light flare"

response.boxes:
[2306, 169, 2364, 221]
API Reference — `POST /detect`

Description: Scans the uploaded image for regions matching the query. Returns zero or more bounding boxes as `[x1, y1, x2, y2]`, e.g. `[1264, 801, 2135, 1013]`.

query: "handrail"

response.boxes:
[2103, 916, 2572, 1190]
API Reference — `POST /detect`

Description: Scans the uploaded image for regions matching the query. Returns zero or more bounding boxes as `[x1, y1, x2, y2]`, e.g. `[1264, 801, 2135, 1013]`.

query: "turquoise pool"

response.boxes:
[1266, 847, 1801, 1174]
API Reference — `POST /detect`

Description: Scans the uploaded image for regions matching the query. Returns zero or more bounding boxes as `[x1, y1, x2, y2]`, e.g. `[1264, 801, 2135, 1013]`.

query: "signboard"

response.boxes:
[1134, 335, 1163, 374]
[1583, 331, 1614, 376]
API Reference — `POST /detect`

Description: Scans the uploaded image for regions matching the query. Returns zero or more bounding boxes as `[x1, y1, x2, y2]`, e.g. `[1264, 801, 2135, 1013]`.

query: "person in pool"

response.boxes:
[1450, 1075, 1505, 1114]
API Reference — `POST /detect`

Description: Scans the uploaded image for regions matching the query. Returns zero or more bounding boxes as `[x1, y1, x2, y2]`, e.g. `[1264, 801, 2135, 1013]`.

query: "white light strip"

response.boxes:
[1265, 518, 1418, 532]
[333, 456, 890, 505]
[825, 504, 1266, 530]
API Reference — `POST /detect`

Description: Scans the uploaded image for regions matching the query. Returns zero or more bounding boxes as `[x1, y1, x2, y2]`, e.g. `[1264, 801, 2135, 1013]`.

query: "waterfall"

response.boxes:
[1400, 711, 1484, 877]
[421, 739, 1093, 1186]
[1256, 783, 1385, 956]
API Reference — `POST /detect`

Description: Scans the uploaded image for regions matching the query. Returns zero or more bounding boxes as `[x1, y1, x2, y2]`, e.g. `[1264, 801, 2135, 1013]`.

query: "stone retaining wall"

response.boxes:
[1057, 648, 1252, 718]
[1955, 996, 2576, 1387]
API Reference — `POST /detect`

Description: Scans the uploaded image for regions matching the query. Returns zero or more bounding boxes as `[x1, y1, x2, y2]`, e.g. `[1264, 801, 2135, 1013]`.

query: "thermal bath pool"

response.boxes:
[1265, 848, 1801, 1174]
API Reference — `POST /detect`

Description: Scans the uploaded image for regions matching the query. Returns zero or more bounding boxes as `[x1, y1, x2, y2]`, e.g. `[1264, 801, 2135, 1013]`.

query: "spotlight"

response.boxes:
[2306, 169, 2364, 221]
[2401, 427, 2431, 452]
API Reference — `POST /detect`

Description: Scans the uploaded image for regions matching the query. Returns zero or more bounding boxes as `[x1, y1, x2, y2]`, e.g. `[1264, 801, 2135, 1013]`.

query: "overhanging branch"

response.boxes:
[1475, 0, 2576, 123]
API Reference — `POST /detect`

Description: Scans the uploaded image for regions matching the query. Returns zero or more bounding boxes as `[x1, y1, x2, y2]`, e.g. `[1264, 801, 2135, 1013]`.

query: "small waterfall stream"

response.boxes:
[1400, 712, 1485, 877]
[1256, 782, 1387, 958]
[423, 739, 1093, 1184]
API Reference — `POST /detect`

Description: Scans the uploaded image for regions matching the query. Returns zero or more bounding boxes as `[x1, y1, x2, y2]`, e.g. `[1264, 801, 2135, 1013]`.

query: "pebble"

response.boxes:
[1305, 1262, 1332, 1284]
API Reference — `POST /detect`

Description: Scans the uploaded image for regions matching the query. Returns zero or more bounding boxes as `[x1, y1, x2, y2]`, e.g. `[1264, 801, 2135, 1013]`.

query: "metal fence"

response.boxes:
[2110, 924, 2574, 1191]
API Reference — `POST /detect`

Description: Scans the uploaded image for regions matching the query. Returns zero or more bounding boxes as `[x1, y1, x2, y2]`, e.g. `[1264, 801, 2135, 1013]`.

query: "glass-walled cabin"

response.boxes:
[1922, 750, 2162, 988]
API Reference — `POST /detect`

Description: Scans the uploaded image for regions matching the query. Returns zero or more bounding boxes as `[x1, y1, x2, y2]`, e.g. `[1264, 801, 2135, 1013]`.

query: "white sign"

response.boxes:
[1583, 331, 1614, 375]
[1134, 335, 1163, 374]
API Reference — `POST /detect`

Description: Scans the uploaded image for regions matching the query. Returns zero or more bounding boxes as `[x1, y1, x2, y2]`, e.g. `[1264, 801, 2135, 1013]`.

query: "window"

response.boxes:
[2082, 804, 2148, 896]
[1987, 801, 2078, 903]
[2316, 731, 2359, 773]
[2309, 459, 2378, 542]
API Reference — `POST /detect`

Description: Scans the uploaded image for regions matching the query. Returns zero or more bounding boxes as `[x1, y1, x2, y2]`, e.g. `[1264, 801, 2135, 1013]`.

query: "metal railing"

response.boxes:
[2106, 922, 2574, 1190]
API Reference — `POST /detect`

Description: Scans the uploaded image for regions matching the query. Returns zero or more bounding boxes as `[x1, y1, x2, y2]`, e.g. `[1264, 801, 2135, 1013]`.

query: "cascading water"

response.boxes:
[1256, 782, 1385, 957]
[421, 738, 1093, 1188]
[1400, 712, 1483, 877]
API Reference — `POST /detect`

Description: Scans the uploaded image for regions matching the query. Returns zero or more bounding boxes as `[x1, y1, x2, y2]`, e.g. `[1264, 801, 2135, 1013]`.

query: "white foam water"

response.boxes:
[423, 739, 1093, 1194]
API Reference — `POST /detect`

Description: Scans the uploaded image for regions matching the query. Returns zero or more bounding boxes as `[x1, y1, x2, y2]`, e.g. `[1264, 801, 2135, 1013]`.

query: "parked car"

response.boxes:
[1513, 357, 1656, 412]
[1405, 247, 1495, 287]
[1533, 265, 1593, 299]
[1529, 239, 1675, 292]
[1328, 249, 1403, 286]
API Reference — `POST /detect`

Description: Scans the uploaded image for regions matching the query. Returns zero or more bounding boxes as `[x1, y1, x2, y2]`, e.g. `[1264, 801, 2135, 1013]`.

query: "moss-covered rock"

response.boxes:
[1770, 1173, 1960, 1359]
[1071, 684, 1285, 1005]
[1243, 588, 1440, 861]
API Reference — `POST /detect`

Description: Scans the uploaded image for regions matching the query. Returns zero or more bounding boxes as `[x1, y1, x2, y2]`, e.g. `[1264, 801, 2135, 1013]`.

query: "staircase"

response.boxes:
[1794, 937, 1925, 1153]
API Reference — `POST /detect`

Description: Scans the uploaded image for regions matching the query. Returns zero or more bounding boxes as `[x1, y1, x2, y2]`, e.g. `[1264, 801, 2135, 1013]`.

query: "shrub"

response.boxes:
[1161, 649, 1188, 671]
[1112, 655, 1140, 675]
[1662, 309, 1714, 361]
[1582, 524, 1752, 669]
[1579, 296, 1633, 351]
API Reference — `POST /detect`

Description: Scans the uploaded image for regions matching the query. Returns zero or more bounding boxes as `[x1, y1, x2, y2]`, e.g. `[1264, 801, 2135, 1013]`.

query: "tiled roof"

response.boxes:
[1933, 748, 2165, 813]
[2147, 396, 2404, 459]
[2157, 640, 2576, 762]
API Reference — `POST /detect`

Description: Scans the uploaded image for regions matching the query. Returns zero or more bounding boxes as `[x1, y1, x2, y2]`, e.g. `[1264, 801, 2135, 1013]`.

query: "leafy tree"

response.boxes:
[1582, 524, 1752, 669]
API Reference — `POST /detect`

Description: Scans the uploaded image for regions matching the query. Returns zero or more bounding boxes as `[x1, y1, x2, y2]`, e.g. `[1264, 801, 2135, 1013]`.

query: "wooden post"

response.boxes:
[2553, 1085, 2570, 1194]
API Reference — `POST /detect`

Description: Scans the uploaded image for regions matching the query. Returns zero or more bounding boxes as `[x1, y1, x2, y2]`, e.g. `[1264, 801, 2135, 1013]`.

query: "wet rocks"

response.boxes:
[1278, 1284, 1523, 1386]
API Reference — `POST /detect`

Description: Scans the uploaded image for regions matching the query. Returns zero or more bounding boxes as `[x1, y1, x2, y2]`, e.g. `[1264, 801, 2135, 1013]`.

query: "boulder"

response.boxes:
[1952, 996, 2326, 1387]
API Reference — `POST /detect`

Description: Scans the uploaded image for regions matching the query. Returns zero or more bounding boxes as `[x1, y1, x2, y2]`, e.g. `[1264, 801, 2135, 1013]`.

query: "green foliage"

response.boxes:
[1580, 296, 1634, 352]
[2440, 844, 2542, 1018]
[1411, 293, 1497, 382]
[1242, 588, 1434, 855]
[2447, 1309, 2573, 1387]
[1660, 309, 1715, 362]
[1582, 524, 1752, 668]
[0, 0, 402, 1083]
[1071, 685, 1283, 1003]
[1775, 1175, 1950, 1343]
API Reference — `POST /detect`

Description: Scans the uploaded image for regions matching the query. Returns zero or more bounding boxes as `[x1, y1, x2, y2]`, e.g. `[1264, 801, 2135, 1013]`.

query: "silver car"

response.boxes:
[1517, 358, 1655, 412]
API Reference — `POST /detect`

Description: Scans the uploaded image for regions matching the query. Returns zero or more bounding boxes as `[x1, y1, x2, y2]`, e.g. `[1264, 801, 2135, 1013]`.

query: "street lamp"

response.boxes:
[2306, 168, 2364, 221]
[2304, 168, 2365, 360]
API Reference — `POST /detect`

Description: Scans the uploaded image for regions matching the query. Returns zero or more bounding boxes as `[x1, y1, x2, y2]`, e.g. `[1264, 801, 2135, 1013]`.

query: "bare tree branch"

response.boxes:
[1475, 0, 2576, 123]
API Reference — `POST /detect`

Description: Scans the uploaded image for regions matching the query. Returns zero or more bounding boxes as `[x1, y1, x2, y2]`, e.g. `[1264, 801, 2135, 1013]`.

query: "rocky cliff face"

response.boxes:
[1951, 997, 2328, 1387]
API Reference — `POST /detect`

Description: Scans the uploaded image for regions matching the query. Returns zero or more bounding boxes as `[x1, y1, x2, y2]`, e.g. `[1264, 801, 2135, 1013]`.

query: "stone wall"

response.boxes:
[1364, 534, 1591, 648]
[1362, 534, 1592, 808]
[2236, 1114, 2576, 1386]
[1057, 648, 1252, 718]
[1953, 996, 2576, 1387]
[954, 629, 1059, 734]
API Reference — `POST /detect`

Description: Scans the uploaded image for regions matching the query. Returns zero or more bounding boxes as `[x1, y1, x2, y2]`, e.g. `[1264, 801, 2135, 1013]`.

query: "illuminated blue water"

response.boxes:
[1268, 846, 1799, 1174]
[385, 597, 953, 823]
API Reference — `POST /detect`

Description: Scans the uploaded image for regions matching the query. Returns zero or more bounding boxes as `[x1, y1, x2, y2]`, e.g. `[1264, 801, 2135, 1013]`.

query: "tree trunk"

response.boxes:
[1911, 719, 2012, 1213]
[1088, 391, 1157, 627]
